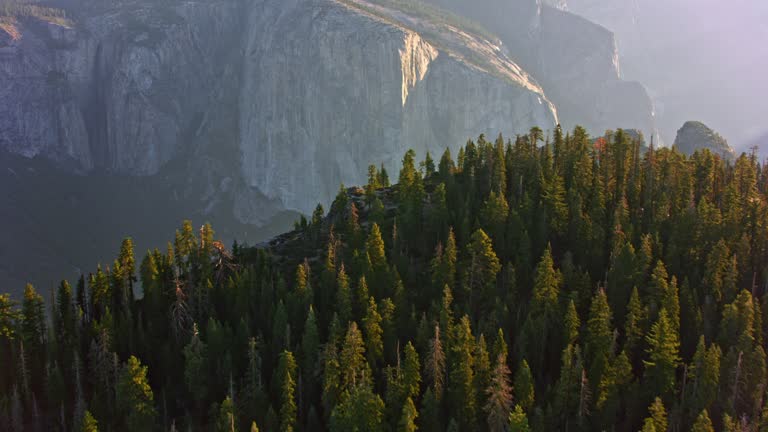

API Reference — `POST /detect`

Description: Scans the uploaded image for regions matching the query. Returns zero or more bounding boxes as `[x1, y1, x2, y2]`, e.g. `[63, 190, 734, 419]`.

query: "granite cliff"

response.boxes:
[1, 0, 559, 219]
[421, 0, 658, 143]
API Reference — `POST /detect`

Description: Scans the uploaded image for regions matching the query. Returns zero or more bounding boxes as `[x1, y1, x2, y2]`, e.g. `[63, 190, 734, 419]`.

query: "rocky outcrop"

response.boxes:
[673, 121, 734, 160]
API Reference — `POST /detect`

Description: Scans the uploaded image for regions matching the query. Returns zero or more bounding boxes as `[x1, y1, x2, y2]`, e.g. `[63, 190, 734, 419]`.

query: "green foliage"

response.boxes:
[6, 127, 768, 431]
[79, 410, 99, 432]
[644, 310, 680, 398]
[277, 351, 297, 432]
[508, 405, 531, 432]
[514, 359, 535, 412]
[398, 396, 418, 432]
[330, 385, 385, 432]
[691, 410, 714, 432]
[216, 396, 238, 432]
[646, 397, 667, 432]
[117, 356, 156, 431]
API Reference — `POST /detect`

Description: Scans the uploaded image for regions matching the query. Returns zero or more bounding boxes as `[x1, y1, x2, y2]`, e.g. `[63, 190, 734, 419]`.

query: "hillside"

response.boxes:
[2, 125, 768, 431]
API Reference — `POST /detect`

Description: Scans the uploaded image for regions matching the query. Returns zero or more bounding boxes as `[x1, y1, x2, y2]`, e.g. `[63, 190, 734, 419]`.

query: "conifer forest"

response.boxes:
[5, 126, 768, 432]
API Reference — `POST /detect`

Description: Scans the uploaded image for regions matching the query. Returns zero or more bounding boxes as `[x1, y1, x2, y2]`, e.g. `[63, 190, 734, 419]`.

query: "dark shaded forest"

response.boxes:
[2, 126, 768, 432]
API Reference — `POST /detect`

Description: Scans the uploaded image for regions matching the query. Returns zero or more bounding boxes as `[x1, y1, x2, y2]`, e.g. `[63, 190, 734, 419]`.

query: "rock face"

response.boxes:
[238, 0, 557, 215]
[422, 0, 659, 142]
[1, 0, 557, 218]
[0, 1, 244, 174]
[673, 121, 735, 160]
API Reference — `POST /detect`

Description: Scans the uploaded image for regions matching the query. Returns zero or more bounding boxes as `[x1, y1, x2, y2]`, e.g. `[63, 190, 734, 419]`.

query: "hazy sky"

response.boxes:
[569, 0, 768, 149]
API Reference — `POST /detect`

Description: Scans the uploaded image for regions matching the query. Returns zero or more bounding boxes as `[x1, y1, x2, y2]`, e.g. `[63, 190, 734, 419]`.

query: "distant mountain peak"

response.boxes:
[673, 121, 735, 160]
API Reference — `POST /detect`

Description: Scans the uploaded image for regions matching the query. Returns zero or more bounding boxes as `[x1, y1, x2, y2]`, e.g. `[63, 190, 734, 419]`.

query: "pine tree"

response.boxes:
[647, 397, 667, 432]
[301, 306, 320, 400]
[367, 223, 387, 271]
[691, 410, 714, 432]
[508, 405, 531, 432]
[425, 324, 446, 399]
[21, 283, 46, 393]
[448, 316, 476, 430]
[403, 342, 422, 400]
[117, 356, 156, 431]
[420, 388, 441, 432]
[474, 334, 492, 415]
[277, 351, 297, 432]
[216, 396, 238, 432]
[321, 339, 341, 421]
[644, 309, 680, 398]
[339, 322, 369, 391]
[524, 245, 562, 373]
[607, 242, 638, 322]
[464, 229, 502, 315]
[337, 265, 352, 325]
[353, 277, 370, 323]
[183, 323, 208, 405]
[398, 396, 419, 432]
[514, 359, 535, 411]
[363, 297, 383, 368]
[687, 337, 720, 417]
[79, 410, 98, 432]
[625, 286, 645, 355]
[564, 299, 581, 346]
[586, 288, 614, 393]
[641, 418, 657, 432]
[553, 344, 585, 429]
[531, 245, 561, 317]
[330, 384, 385, 432]
[485, 353, 513, 432]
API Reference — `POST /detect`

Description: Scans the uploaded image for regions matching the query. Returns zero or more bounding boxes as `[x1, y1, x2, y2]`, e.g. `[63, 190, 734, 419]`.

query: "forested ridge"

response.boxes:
[3, 125, 768, 432]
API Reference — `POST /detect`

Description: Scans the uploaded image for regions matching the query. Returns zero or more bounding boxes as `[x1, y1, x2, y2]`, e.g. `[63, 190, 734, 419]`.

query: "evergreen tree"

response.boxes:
[425, 324, 446, 399]
[216, 396, 238, 432]
[79, 410, 99, 432]
[686, 337, 721, 418]
[508, 405, 531, 432]
[367, 223, 387, 271]
[464, 229, 502, 315]
[564, 299, 581, 346]
[301, 306, 320, 400]
[398, 396, 419, 432]
[485, 353, 513, 432]
[117, 356, 156, 431]
[585, 288, 614, 390]
[183, 323, 208, 405]
[691, 410, 714, 432]
[641, 418, 657, 432]
[337, 265, 352, 325]
[339, 322, 369, 391]
[330, 385, 385, 432]
[625, 286, 645, 356]
[363, 297, 384, 368]
[644, 309, 680, 398]
[277, 350, 297, 432]
[448, 316, 476, 430]
[646, 397, 667, 432]
[403, 342, 422, 400]
[514, 360, 535, 411]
